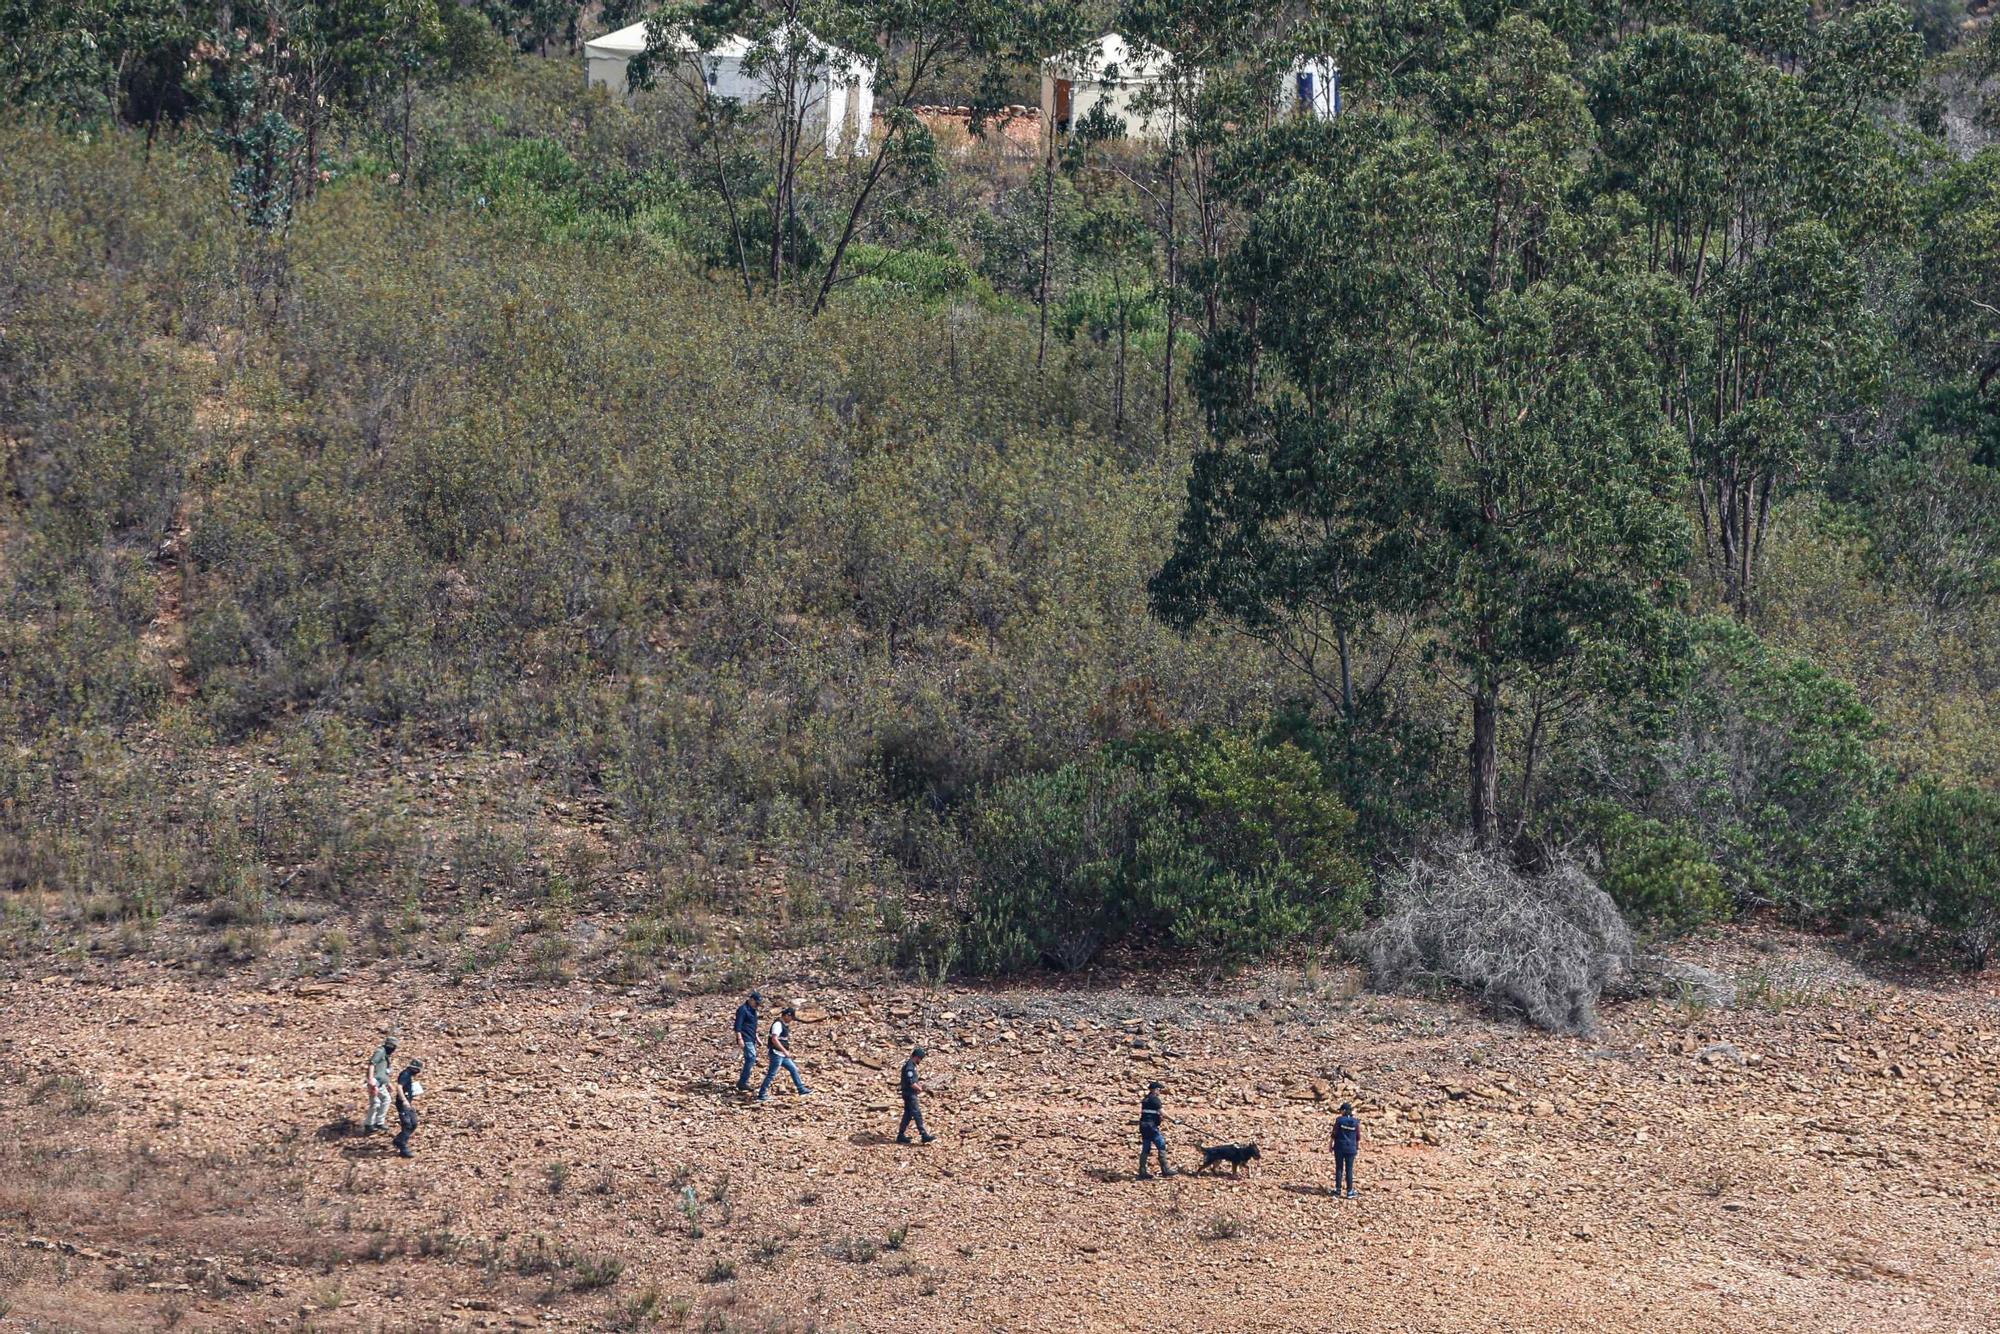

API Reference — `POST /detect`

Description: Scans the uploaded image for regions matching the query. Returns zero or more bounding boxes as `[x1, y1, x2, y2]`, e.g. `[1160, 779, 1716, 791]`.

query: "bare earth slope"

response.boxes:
[3, 931, 1998, 1333]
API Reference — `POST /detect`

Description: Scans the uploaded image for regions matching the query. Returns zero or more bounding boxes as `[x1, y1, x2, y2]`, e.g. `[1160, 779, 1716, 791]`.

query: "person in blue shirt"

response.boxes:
[732, 991, 762, 1092]
[1332, 1102, 1361, 1197]
[1138, 1081, 1173, 1180]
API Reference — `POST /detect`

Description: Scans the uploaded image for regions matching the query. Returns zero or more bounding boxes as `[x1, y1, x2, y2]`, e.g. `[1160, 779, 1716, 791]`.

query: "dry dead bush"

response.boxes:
[1364, 839, 1632, 1035]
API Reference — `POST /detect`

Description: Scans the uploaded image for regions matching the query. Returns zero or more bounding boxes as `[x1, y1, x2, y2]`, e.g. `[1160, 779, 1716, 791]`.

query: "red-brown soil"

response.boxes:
[3, 930, 1998, 1332]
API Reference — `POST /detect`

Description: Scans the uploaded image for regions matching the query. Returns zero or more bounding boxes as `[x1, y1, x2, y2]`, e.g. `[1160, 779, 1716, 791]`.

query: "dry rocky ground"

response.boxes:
[2, 928, 1997, 1333]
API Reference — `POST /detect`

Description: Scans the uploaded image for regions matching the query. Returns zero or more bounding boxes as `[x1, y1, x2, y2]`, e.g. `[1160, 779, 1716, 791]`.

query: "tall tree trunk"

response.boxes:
[1036, 135, 1056, 369]
[1334, 619, 1355, 721]
[1161, 118, 1178, 454]
[1469, 684, 1501, 850]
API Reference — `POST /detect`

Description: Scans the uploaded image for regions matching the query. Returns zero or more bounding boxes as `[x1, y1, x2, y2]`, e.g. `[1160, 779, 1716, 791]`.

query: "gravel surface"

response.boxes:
[3, 928, 1997, 1332]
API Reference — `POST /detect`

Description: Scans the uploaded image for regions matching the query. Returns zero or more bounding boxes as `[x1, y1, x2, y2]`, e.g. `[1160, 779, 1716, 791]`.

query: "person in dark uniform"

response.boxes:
[1332, 1101, 1361, 1197]
[896, 1046, 935, 1144]
[392, 1058, 426, 1159]
[732, 991, 763, 1092]
[1138, 1080, 1173, 1180]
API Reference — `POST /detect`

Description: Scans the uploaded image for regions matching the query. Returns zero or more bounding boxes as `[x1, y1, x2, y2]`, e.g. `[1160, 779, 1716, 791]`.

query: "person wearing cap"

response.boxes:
[896, 1046, 934, 1144]
[364, 1036, 399, 1133]
[732, 991, 763, 1093]
[392, 1057, 426, 1159]
[1138, 1081, 1173, 1179]
[1332, 1101, 1361, 1197]
[756, 1005, 811, 1101]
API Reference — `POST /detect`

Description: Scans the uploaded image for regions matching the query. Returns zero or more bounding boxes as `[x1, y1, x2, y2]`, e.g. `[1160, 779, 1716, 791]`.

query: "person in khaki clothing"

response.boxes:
[364, 1037, 398, 1132]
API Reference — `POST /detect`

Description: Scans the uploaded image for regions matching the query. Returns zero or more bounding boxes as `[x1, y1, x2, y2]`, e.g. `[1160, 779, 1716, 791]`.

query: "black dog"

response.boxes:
[1195, 1143, 1261, 1175]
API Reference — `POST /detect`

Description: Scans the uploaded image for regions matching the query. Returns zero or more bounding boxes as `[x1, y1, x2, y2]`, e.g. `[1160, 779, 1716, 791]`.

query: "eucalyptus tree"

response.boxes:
[1588, 5, 1923, 611]
[1153, 16, 1694, 849]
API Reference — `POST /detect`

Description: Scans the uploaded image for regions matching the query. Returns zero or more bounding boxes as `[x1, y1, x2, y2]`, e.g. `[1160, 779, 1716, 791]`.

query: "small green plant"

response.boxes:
[1199, 1213, 1244, 1241]
[545, 1160, 570, 1194]
[315, 927, 349, 973]
[29, 1072, 103, 1116]
[613, 1285, 666, 1329]
[512, 1236, 561, 1277]
[679, 1184, 704, 1239]
[884, 1223, 908, 1251]
[825, 1235, 878, 1264]
[699, 1257, 736, 1284]
[526, 934, 576, 983]
[572, 1253, 626, 1291]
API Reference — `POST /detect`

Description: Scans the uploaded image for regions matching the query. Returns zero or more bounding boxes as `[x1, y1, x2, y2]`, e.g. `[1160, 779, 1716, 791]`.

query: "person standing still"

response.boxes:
[364, 1036, 398, 1133]
[733, 991, 763, 1093]
[1138, 1080, 1173, 1180]
[756, 1005, 811, 1100]
[1332, 1101, 1361, 1197]
[392, 1058, 426, 1159]
[897, 1046, 935, 1144]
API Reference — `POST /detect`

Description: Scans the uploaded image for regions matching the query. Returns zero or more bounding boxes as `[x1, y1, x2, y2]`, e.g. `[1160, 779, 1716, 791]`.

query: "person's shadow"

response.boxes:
[1280, 1183, 1342, 1199]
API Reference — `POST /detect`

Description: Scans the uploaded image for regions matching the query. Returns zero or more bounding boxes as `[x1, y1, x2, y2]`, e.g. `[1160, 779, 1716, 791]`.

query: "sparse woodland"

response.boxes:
[2, 1, 1999, 1020]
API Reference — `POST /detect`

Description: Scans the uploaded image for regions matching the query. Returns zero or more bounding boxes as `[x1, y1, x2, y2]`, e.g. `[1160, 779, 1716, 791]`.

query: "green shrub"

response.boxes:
[1593, 618, 1884, 918]
[952, 734, 1364, 973]
[1592, 809, 1728, 937]
[1132, 732, 1367, 961]
[845, 243, 991, 305]
[955, 754, 1150, 973]
[1875, 785, 2000, 969]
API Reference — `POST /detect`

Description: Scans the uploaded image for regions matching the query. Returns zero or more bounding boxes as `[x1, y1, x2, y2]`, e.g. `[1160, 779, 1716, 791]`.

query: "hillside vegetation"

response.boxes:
[3, 1, 2000, 1010]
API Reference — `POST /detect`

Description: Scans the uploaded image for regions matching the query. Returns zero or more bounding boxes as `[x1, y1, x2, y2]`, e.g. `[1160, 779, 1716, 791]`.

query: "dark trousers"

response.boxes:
[897, 1096, 928, 1141]
[394, 1107, 418, 1157]
[1334, 1151, 1355, 1192]
[1140, 1125, 1169, 1175]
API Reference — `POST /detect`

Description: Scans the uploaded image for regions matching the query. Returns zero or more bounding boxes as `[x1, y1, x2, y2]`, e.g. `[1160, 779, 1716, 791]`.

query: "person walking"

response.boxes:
[364, 1036, 398, 1133]
[896, 1046, 935, 1144]
[1332, 1101, 1361, 1197]
[756, 1005, 811, 1101]
[392, 1057, 426, 1159]
[732, 991, 763, 1093]
[1138, 1080, 1173, 1180]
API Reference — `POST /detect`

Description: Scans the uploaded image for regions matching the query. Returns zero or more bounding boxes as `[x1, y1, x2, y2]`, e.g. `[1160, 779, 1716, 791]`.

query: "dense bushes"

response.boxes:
[4, 24, 1999, 991]
[948, 733, 1367, 973]
[1588, 809, 1728, 939]
[1580, 617, 1884, 919]
[1874, 785, 2000, 969]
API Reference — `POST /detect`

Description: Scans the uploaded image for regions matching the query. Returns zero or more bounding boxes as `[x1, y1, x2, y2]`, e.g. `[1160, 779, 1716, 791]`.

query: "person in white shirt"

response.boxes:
[755, 1006, 811, 1101]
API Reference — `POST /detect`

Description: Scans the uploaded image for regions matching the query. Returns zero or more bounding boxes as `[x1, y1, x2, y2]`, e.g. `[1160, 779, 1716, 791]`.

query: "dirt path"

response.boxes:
[3, 935, 1998, 1332]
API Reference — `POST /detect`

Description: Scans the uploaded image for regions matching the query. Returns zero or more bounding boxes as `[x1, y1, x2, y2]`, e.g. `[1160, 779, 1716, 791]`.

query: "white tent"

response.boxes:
[1040, 33, 1182, 142]
[1280, 57, 1341, 121]
[584, 20, 874, 156]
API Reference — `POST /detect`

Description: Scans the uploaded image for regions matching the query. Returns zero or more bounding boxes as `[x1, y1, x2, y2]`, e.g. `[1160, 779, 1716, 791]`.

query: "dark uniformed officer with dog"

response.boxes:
[1138, 1080, 1173, 1179]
